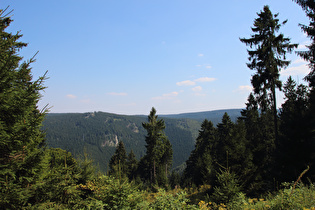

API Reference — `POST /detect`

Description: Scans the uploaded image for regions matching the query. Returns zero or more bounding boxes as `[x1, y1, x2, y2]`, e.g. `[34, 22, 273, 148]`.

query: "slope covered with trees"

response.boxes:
[43, 112, 197, 172]
[42, 109, 242, 172]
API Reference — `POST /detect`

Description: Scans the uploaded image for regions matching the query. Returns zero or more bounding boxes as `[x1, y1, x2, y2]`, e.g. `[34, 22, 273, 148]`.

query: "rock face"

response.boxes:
[127, 122, 139, 133]
[101, 135, 119, 147]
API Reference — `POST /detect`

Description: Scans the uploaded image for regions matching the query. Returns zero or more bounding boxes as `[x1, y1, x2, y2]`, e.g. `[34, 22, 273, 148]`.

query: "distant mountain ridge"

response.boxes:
[161, 108, 243, 123]
[43, 109, 243, 172]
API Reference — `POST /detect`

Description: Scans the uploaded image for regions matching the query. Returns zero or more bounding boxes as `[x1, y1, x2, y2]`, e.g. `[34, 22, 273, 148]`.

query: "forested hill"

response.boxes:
[161, 108, 243, 123]
[43, 109, 242, 172]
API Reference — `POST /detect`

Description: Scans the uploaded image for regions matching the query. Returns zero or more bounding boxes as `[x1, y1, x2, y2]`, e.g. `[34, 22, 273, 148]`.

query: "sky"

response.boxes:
[2, 0, 311, 115]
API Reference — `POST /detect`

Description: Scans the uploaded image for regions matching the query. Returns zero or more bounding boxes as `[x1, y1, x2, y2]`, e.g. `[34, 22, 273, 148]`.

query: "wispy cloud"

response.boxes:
[107, 92, 128, 96]
[281, 59, 310, 76]
[282, 64, 310, 76]
[192, 86, 206, 96]
[196, 64, 212, 69]
[234, 85, 252, 92]
[176, 77, 216, 87]
[152, 92, 179, 100]
[66, 94, 77, 99]
[194, 77, 216, 82]
[198, 53, 204, 57]
[176, 80, 196, 86]
[297, 40, 310, 50]
[192, 86, 202, 92]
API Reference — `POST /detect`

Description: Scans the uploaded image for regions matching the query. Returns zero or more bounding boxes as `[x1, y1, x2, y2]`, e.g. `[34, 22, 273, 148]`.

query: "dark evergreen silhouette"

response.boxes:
[183, 119, 217, 186]
[240, 5, 297, 143]
[126, 150, 138, 181]
[294, 0, 315, 180]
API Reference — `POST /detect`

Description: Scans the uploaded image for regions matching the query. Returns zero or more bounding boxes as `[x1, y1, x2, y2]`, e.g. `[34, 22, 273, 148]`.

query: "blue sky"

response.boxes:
[2, 0, 310, 115]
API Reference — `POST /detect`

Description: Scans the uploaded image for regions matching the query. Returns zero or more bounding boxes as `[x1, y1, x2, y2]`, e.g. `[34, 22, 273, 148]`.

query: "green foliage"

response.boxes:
[227, 182, 315, 210]
[140, 107, 173, 186]
[215, 114, 253, 179]
[183, 119, 216, 186]
[0, 7, 48, 208]
[43, 112, 145, 173]
[161, 109, 242, 124]
[294, 0, 315, 182]
[169, 170, 181, 188]
[278, 77, 311, 182]
[149, 188, 198, 210]
[240, 5, 297, 112]
[240, 95, 276, 194]
[43, 111, 196, 172]
[32, 148, 84, 208]
[83, 175, 145, 209]
[184, 113, 253, 196]
[294, 0, 315, 88]
[126, 150, 138, 181]
[211, 168, 241, 204]
[240, 5, 298, 152]
[109, 141, 128, 178]
[2, 4, 315, 209]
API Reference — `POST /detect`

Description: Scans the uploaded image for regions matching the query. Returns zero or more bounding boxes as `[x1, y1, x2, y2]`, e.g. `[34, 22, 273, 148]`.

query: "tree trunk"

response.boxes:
[165, 163, 167, 179]
[154, 160, 156, 179]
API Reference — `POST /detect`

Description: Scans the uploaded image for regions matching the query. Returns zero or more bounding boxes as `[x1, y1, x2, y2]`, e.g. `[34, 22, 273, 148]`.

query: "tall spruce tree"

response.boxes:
[215, 114, 253, 184]
[240, 5, 297, 143]
[140, 107, 172, 186]
[215, 113, 235, 168]
[126, 150, 138, 181]
[240, 93, 275, 195]
[109, 141, 127, 178]
[294, 0, 315, 87]
[183, 119, 217, 186]
[0, 7, 48, 208]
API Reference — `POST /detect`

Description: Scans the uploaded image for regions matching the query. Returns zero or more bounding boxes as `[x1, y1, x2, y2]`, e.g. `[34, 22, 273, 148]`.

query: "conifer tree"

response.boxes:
[215, 113, 235, 167]
[33, 148, 82, 207]
[240, 5, 297, 143]
[294, 0, 315, 87]
[215, 114, 253, 183]
[109, 141, 127, 178]
[140, 107, 173, 186]
[183, 119, 217, 186]
[293, 0, 315, 180]
[0, 7, 48, 208]
[240, 94, 275, 194]
[126, 150, 138, 181]
[278, 77, 310, 182]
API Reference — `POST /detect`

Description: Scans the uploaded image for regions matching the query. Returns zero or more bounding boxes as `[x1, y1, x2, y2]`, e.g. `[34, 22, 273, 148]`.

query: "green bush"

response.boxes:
[228, 182, 315, 209]
[211, 168, 241, 204]
[149, 188, 198, 210]
[83, 175, 145, 209]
